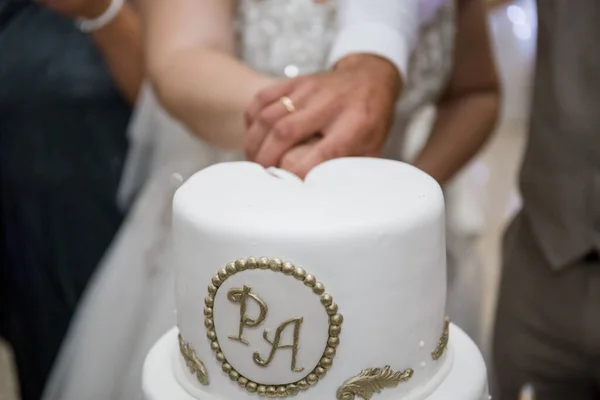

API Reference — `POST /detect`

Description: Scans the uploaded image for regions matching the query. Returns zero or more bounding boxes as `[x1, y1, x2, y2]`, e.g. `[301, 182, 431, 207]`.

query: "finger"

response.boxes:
[245, 89, 307, 161]
[243, 108, 252, 130]
[245, 79, 297, 123]
[254, 91, 339, 167]
[287, 112, 364, 178]
[257, 98, 294, 128]
[245, 118, 270, 161]
[286, 136, 344, 179]
[280, 137, 321, 172]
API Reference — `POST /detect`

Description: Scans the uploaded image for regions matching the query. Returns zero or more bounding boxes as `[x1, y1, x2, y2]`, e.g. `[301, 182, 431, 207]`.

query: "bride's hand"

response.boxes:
[37, 0, 112, 19]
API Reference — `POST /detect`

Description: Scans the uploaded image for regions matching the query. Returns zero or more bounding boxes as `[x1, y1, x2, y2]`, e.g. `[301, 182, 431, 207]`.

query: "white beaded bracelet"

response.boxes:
[75, 0, 125, 32]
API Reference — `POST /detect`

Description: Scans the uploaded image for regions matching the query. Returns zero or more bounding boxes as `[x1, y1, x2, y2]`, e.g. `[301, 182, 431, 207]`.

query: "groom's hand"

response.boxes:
[244, 54, 402, 178]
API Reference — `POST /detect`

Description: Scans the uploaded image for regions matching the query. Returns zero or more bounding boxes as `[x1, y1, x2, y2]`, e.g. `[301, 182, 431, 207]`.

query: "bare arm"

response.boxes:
[142, 0, 275, 150]
[39, 0, 143, 104]
[91, 2, 143, 104]
[413, 0, 500, 184]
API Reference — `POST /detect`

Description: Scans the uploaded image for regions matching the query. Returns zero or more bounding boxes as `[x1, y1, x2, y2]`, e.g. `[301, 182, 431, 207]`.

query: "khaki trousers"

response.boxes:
[494, 213, 600, 400]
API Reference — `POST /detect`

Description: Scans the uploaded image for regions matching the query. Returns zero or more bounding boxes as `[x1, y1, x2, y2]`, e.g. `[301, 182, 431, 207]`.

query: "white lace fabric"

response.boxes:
[237, 0, 338, 78]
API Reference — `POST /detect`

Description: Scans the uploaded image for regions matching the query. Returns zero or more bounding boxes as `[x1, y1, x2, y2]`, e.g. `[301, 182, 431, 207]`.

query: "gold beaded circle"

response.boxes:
[204, 257, 343, 397]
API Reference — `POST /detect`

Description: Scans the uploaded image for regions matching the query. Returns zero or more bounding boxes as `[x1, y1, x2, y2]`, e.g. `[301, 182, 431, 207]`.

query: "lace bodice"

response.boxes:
[237, 0, 338, 78]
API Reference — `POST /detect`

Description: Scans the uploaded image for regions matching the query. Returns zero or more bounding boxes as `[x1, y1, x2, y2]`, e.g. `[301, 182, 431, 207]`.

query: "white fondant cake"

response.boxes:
[143, 158, 489, 400]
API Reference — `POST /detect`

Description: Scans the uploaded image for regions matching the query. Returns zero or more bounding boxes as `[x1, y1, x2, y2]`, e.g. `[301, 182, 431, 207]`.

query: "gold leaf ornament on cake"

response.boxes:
[178, 334, 209, 385]
[336, 366, 414, 400]
[200, 257, 343, 397]
[431, 317, 450, 361]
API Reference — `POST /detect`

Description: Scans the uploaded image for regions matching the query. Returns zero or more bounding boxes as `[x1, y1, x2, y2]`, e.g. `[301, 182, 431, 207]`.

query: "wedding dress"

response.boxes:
[43, 1, 477, 399]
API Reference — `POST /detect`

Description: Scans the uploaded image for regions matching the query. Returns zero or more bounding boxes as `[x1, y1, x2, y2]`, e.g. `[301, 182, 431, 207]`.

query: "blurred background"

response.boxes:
[0, 0, 537, 398]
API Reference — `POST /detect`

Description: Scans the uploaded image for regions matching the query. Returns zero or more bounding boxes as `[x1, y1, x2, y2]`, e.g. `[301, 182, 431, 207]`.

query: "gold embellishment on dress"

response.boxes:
[204, 257, 343, 397]
[178, 334, 209, 385]
[336, 366, 414, 400]
[431, 317, 450, 361]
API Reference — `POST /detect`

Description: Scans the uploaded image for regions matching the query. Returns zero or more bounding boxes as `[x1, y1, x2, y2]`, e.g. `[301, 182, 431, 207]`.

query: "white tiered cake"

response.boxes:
[142, 158, 488, 400]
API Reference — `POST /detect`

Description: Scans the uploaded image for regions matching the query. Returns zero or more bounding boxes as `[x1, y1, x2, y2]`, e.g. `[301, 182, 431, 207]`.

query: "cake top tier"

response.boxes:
[176, 158, 443, 238]
[172, 158, 450, 400]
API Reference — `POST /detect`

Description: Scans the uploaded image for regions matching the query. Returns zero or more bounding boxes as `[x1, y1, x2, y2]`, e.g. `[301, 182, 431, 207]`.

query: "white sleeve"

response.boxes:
[327, 0, 420, 80]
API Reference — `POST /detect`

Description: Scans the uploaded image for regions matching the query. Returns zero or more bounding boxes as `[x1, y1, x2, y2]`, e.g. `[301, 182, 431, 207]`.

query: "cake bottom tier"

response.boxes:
[143, 325, 488, 400]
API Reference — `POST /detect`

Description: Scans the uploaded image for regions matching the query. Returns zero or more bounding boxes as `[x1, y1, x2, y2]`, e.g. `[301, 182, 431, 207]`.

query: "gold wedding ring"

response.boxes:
[279, 96, 296, 113]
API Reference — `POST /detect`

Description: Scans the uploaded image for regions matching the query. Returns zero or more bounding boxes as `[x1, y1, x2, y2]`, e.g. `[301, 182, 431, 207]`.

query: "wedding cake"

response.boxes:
[142, 158, 489, 400]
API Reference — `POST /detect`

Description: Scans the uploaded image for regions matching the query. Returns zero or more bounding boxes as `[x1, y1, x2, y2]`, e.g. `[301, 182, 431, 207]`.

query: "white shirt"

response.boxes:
[328, 0, 420, 80]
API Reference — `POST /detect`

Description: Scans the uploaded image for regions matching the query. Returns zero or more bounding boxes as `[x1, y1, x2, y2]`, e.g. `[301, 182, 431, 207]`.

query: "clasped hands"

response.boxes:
[244, 55, 402, 179]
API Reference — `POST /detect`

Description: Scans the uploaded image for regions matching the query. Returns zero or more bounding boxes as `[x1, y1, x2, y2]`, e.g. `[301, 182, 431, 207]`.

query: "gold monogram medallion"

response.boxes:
[203, 257, 343, 397]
